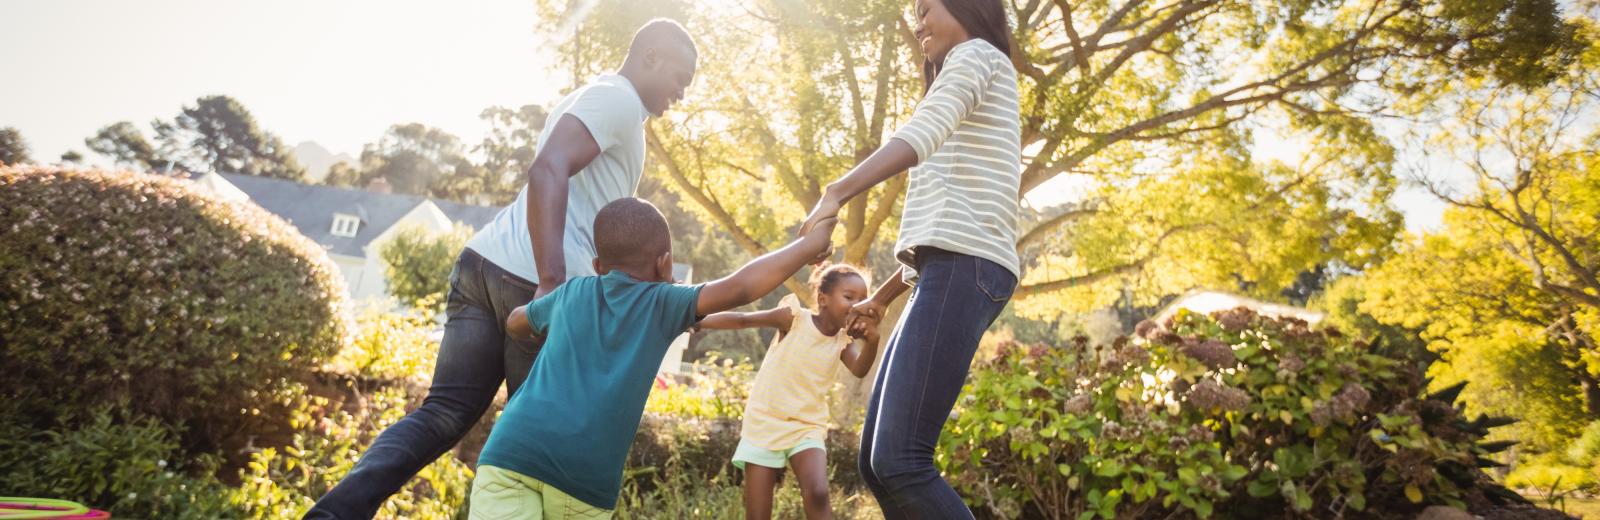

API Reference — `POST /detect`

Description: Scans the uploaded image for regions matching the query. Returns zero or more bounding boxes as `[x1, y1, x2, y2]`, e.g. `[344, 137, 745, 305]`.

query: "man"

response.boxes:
[305, 19, 697, 519]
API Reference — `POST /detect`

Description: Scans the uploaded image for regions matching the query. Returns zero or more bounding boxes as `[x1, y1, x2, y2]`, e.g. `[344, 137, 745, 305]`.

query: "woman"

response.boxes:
[796, 0, 1021, 517]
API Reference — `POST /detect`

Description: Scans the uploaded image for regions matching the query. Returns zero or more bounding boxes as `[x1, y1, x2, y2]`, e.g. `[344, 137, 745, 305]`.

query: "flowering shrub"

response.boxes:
[0, 166, 348, 455]
[940, 308, 1525, 519]
[0, 407, 239, 519]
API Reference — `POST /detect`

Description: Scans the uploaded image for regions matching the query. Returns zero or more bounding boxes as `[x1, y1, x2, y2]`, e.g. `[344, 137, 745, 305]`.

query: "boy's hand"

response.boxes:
[797, 196, 841, 264]
[801, 216, 838, 262]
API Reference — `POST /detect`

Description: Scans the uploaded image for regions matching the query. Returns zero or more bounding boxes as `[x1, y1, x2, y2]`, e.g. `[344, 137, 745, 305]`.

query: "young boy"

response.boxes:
[470, 197, 837, 519]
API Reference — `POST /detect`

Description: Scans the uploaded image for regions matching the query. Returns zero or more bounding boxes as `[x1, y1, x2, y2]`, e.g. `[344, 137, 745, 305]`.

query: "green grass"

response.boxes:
[1525, 494, 1600, 518]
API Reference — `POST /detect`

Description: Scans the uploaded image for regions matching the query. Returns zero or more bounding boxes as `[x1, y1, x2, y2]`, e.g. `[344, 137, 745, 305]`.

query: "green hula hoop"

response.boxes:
[0, 497, 90, 519]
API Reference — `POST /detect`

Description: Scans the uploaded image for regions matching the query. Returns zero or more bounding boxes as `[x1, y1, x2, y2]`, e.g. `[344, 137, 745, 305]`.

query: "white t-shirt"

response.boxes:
[465, 74, 649, 283]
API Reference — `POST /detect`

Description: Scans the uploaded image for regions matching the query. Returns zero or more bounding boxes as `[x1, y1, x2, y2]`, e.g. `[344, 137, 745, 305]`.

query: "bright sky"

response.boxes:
[0, 0, 564, 166]
[1, 0, 1446, 231]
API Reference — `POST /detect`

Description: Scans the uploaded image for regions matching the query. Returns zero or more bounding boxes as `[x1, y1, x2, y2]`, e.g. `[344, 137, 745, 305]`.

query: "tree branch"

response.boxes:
[647, 125, 813, 303]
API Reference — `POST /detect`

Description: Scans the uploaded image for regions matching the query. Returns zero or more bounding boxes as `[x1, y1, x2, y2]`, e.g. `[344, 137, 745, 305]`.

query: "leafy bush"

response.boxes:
[379, 223, 473, 308]
[1504, 420, 1600, 504]
[644, 353, 754, 420]
[0, 166, 348, 454]
[939, 308, 1526, 519]
[0, 408, 240, 519]
[330, 299, 442, 382]
[231, 387, 472, 519]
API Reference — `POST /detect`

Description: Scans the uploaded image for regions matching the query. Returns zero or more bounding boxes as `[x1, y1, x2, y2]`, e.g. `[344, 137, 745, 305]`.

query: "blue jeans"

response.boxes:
[306, 248, 542, 519]
[858, 249, 1016, 519]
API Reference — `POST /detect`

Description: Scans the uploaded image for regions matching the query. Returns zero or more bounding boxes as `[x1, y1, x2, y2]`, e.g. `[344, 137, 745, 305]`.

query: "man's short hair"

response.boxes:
[593, 197, 672, 269]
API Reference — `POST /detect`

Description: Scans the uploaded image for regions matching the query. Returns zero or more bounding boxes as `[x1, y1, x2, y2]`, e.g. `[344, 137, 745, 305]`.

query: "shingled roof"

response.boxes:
[218, 173, 500, 258]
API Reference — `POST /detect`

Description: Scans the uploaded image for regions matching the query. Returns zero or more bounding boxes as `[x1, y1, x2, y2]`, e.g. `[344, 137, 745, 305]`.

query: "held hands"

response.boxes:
[797, 195, 842, 264]
[800, 215, 839, 263]
[845, 297, 887, 340]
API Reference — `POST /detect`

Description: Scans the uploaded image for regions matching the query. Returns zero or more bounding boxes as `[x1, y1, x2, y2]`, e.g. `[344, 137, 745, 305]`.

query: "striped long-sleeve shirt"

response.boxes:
[889, 38, 1022, 283]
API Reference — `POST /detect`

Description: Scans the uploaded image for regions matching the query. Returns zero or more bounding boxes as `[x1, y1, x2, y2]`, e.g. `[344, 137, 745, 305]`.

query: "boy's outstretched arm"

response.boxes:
[696, 218, 837, 316]
[697, 306, 793, 334]
[505, 306, 540, 341]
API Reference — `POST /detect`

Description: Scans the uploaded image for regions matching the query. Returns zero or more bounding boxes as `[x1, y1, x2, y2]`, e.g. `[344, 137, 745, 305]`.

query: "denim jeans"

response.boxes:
[306, 248, 542, 519]
[858, 249, 1016, 519]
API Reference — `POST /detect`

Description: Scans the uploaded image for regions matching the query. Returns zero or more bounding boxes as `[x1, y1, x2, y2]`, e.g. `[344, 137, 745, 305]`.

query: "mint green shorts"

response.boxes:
[731, 438, 826, 470]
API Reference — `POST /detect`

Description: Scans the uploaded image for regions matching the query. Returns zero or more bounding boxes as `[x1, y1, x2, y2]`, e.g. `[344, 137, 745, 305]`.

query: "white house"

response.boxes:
[194, 173, 501, 301]
[192, 172, 695, 373]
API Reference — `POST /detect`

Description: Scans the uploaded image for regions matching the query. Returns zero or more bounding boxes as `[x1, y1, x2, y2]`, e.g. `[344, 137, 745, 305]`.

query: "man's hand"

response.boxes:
[532, 282, 558, 302]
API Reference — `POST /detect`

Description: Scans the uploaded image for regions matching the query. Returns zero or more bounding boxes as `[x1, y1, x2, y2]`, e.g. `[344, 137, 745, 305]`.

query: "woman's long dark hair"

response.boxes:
[922, 0, 1013, 92]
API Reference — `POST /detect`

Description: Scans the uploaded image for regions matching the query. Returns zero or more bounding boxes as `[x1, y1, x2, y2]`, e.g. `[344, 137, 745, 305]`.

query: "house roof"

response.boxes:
[217, 173, 500, 258]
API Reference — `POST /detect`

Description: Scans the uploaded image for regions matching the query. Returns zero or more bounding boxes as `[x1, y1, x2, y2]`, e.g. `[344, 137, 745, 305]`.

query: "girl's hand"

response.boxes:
[847, 298, 887, 337]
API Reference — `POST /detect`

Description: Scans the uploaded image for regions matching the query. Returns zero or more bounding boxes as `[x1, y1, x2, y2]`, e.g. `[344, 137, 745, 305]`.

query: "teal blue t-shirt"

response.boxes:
[477, 270, 702, 510]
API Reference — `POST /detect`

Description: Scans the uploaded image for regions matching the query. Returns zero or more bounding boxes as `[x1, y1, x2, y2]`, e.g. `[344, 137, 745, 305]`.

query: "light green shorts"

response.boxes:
[469, 465, 613, 520]
[731, 438, 827, 470]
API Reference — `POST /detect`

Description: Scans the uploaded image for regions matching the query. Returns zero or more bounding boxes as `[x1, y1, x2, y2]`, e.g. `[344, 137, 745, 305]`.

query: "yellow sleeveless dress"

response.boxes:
[739, 299, 850, 451]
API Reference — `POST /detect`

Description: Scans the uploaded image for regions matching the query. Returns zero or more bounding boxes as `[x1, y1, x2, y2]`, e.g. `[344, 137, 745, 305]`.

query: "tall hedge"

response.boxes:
[0, 166, 348, 453]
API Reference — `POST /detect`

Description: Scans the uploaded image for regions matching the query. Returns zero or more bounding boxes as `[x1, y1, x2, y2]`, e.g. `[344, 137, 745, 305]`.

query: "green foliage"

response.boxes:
[541, 0, 1585, 316]
[230, 387, 472, 519]
[940, 308, 1519, 519]
[644, 353, 755, 420]
[379, 222, 473, 309]
[350, 123, 502, 204]
[0, 407, 240, 519]
[0, 165, 349, 455]
[620, 410, 877, 519]
[86, 121, 166, 171]
[0, 126, 31, 165]
[331, 299, 443, 382]
[324, 160, 360, 187]
[1310, 33, 1600, 458]
[154, 95, 306, 179]
[472, 104, 549, 205]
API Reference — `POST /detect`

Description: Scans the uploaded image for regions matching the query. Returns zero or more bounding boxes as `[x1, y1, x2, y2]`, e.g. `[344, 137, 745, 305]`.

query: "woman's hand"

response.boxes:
[846, 297, 888, 337]
[798, 194, 841, 238]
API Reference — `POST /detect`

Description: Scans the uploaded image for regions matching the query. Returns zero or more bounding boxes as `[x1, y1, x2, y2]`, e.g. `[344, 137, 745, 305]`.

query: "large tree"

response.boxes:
[153, 95, 306, 180]
[379, 223, 476, 309]
[533, 0, 1582, 311]
[350, 123, 494, 203]
[86, 122, 166, 171]
[0, 127, 32, 166]
[1362, 27, 1600, 439]
[474, 104, 550, 205]
[0, 127, 30, 164]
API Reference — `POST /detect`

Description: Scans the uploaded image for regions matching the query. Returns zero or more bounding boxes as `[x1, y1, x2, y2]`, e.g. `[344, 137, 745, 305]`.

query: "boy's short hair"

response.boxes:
[593, 197, 672, 269]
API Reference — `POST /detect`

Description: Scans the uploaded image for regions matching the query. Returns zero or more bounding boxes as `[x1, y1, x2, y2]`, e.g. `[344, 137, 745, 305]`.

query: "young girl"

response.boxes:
[696, 264, 881, 520]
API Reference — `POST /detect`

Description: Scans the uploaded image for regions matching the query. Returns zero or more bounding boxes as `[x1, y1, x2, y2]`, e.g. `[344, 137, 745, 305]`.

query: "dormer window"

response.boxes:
[331, 213, 361, 237]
